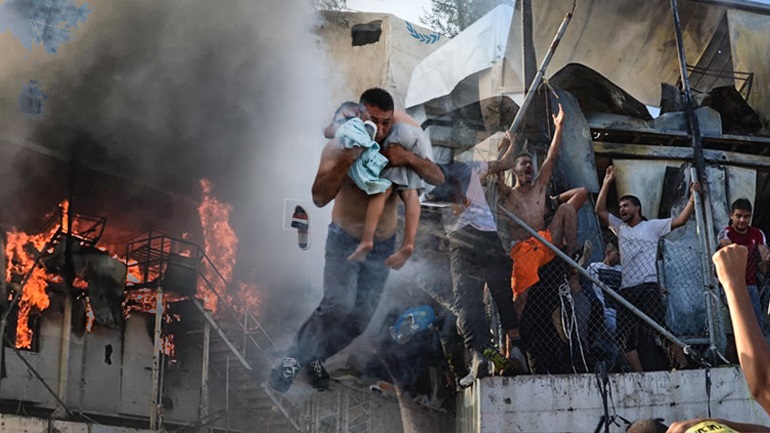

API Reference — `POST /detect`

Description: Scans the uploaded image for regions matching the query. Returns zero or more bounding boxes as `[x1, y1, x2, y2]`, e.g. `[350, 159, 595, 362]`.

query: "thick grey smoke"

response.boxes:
[0, 0, 340, 339]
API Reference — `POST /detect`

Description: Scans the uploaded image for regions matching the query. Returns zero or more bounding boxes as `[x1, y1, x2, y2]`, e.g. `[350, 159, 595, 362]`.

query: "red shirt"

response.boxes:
[718, 225, 767, 285]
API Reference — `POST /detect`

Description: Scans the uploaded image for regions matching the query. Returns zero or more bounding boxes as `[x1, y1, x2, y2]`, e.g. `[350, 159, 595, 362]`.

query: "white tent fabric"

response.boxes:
[406, 0, 727, 112]
[405, 4, 514, 108]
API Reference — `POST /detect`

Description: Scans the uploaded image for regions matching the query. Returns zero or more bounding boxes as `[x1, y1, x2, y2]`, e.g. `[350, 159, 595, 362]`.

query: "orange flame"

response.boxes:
[85, 297, 95, 332]
[5, 208, 64, 349]
[15, 267, 52, 348]
[197, 179, 237, 312]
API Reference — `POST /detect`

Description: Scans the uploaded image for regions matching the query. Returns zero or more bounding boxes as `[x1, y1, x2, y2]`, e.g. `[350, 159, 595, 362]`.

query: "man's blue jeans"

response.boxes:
[290, 223, 394, 365]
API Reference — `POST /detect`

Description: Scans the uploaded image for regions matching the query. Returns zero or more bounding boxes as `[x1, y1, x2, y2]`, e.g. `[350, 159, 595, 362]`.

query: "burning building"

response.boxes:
[0, 0, 441, 431]
[4, 0, 770, 432]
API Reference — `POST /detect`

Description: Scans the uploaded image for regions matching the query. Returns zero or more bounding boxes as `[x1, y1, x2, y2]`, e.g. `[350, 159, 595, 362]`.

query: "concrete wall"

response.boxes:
[1, 295, 204, 427]
[316, 11, 446, 110]
[458, 367, 770, 433]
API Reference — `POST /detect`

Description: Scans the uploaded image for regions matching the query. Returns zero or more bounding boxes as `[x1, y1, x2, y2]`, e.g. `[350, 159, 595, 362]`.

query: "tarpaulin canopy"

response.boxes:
[406, 0, 734, 115]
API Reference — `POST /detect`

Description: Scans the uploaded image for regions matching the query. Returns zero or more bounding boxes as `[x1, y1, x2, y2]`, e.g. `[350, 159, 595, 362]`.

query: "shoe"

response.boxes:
[458, 351, 491, 388]
[508, 345, 529, 374]
[363, 120, 378, 140]
[291, 206, 310, 250]
[482, 345, 515, 373]
[270, 356, 301, 393]
[306, 359, 331, 391]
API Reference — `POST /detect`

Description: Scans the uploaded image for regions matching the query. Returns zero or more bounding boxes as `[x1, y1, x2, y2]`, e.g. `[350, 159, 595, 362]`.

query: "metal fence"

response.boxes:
[382, 192, 767, 397]
[494, 205, 727, 375]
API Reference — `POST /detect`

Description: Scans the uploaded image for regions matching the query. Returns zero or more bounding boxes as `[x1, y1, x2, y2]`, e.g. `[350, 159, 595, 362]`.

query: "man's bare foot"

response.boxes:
[348, 242, 373, 261]
[385, 245, 414, 270]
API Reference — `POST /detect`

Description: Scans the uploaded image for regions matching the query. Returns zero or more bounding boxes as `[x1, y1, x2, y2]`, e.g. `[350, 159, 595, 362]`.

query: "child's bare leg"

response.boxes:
[349, 188, 391, 261]
[386, 189, 419, 270]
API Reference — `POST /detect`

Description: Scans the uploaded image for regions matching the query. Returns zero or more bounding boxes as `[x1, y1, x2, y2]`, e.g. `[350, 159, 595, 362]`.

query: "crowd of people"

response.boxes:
[267, 87, 770, 427]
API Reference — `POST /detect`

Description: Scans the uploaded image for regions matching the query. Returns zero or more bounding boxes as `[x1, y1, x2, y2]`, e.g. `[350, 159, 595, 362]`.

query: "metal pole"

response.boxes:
[671, 0, 723, 355]
[521, 0, 536, 87]
[242, 312, 248, 358]
[669, 0, 718, 254]
[225, 356, 230, 433]
[150, 287, 164, 431]
[57, 292, 72, 406]
[507, 0, 576, 153]
[58, 147, 76, 414]
[200, 321, 210, 420]
[497, 205, 693, 351]
[690, 167, 719, 359]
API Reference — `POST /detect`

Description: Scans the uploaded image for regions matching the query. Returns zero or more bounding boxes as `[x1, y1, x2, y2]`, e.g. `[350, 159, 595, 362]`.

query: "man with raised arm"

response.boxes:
[269, 88, 443, 393]
[595, 165, 698, 371]
[497, 104, 588, 315]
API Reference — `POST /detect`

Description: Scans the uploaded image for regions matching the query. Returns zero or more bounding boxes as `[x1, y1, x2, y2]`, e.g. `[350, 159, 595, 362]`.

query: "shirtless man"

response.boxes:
[269, 88, 444, 393]
[497, 104, 588, 314]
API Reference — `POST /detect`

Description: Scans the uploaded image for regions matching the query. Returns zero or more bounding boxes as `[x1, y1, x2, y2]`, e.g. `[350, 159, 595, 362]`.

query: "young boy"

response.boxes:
[324, 100, 429, 270]
[586, 239, 621, 335]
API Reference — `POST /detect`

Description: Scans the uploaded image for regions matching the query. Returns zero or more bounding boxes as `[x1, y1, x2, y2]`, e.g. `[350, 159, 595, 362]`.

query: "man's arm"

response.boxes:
[758, 231, 770, 262]
[536, 104, 565, 187]
[595, 165, 615, 228]
[671, 182, 701, 229]
[713, 245, 770, 416]
[311, 140, 363, 207]
[381, 144, 444, 185]
[488, 131, 514, 175]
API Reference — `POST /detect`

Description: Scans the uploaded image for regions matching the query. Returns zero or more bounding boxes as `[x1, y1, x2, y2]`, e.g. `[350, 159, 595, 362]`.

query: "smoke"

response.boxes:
[0, 0, 340, 340]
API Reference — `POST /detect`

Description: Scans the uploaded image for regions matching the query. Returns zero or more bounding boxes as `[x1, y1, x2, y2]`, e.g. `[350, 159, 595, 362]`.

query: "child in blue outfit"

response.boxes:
[324, 101, 431, 269]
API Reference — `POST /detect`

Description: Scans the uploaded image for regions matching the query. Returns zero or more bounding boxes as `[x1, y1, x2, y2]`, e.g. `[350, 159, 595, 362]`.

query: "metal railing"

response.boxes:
[124, 231, 301, 430]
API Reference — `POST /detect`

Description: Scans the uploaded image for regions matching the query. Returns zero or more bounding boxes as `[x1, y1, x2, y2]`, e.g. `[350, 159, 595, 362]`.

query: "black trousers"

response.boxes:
[449, 225, 519, 351]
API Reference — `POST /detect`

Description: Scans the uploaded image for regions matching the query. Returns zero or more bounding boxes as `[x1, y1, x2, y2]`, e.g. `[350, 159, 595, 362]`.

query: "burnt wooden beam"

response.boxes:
[593, 142, 770, 169]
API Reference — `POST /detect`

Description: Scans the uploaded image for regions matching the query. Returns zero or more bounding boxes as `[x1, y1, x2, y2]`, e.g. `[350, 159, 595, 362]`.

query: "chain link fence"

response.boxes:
[499, 214, 726, 375]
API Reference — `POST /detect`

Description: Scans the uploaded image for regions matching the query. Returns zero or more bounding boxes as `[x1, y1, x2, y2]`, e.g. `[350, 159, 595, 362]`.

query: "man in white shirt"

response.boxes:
[595, 165, 699, 371]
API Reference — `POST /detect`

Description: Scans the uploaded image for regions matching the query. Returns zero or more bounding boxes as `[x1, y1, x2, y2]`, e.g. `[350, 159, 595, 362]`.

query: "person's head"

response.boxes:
[359, 88, 394, 143]
[324, 101, 364, 139]
[729, 198, 753, 233]
[604, 239, 620, 266]
[618, 194, 643, 224]
[513, 153, 535, 185]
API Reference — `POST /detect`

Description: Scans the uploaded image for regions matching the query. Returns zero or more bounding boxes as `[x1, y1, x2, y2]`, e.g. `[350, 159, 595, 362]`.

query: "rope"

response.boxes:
[557, 277, 589, 373]
[593, 361, 631, 433]
[705, 367, 712, 418]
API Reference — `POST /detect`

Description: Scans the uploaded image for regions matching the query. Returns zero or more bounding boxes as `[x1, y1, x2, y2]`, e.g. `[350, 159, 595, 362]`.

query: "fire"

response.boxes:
[195, 178, 262, 319]
[4, 201, 67, 349]
[230, 281, 262, 319]
[85, 297, 95, 332]
[162, 333, 175, 359]
[197, 178, 236, 312]
[15, 267, 52, 349]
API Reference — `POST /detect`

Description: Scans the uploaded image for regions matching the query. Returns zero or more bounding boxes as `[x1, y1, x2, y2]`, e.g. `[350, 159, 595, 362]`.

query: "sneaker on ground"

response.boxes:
[270, 356, 301, 393]
[306, 359, 331, 391]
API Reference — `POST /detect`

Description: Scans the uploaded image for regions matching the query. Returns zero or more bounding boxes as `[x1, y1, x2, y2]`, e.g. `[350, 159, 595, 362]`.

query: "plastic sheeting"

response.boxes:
[407, 0, 725, 112]
[405, 4, 514, 109]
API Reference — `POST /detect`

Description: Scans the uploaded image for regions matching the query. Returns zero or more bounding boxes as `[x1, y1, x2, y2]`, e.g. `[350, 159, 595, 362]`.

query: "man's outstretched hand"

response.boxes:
[552, 103, 565, 129]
